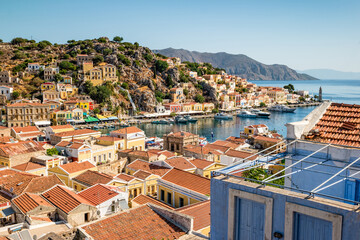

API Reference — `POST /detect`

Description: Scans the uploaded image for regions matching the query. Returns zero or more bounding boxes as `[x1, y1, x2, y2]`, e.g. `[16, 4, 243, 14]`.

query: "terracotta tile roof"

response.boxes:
[177, 200, 210, 231]
[18, 132, 45, 138]
[12, 192, 53, 214]
[12, 162, 45, 172]
[165, 157, 196, 170]
[132, 170, 152, 180]
[72, 170, 113, 187]
[59, 161, 95, 174]
[132, 194, 174, 209]
[50, 125, 74, 130]
[111, 126, 143, 135]
[12, 126, 39, 133]
[0, 126, 9, 130]
[81, 205, 185, 240]
[205, 143, 231, 153]
[78, 184, 119, 206]
[127, 160, 171, 177]
[54, 129, 99, 137]
[184, 144, 222, 155]
[253, 135, 282, 143]
[189, 159, 214, 170]
[158, 150, 176, 158]
[246, 124, 268, 129]
[115, 173, 138, 182]
[212, 140, 241, 149]
[128, 150, 157, 158]
[42, 185, 94, 214]
[224, 149, 257, 160]
[306, 103, 360, 147]
[161, 168, 210, 196]
[7, 103, 47, 107]
[0, 141, 44, 157]
[166, 131, 198, 138]
[23, 175, 64, 194]
[0, 170, 38, 196]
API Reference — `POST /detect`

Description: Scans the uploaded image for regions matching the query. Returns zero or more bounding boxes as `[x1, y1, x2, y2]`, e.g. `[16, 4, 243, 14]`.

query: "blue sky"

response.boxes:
[1, 0, 359, 72]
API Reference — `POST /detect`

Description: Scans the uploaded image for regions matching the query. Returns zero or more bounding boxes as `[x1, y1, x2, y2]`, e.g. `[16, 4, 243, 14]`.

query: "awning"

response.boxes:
[96, 114, 109, 121]
[66, 119, 75, 123]
[107, 116, 119, 120]
[34, 121, 51, 126]
[84, 116, 99, 123]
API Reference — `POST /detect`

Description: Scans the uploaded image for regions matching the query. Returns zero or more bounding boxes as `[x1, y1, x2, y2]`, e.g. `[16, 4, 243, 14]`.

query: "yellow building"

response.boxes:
[202, 102, 215, 112]
[192, 103, 203, 111]
[91, 144, 117, 165]
[189, 158, 226, 179]
[83, 62, 118, 86]
[55, 141, 92, 162]
[47, 161, 97, 187]
[50, 110, 73, 125]
[170, 88, 185, 103]
[31, 155, 66, 170]
[95, 136, 125, 151]
[71, 170, 114, 192]
[110, 174, 145, 201]
[157, 168, 210, 208]
[110, 126, 145, 151]
[41, 82, 56, 92]
[182, 104, 192, 112]
[268, 89, 286, 103]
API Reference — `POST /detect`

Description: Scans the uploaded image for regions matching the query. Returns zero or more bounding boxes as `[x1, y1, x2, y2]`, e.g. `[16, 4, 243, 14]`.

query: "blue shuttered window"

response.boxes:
[293, 212, 332, 240]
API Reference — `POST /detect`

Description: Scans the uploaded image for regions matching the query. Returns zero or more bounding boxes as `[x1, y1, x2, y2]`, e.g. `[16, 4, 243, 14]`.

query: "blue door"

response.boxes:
[234, 197, 265, 240]
[293, 213, 332, 240]
[344, 179, 356, 204]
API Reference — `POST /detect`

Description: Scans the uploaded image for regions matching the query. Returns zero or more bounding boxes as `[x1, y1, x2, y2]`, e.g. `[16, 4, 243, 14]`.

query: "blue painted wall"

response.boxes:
[210, 176, 360, 240]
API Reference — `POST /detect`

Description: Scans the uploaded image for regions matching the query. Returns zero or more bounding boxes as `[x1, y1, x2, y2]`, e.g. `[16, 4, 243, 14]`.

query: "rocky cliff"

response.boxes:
[154, 48, 317, 80]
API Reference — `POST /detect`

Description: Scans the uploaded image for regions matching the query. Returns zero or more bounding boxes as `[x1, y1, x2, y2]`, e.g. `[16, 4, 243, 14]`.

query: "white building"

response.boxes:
[0, 86, 13, 100]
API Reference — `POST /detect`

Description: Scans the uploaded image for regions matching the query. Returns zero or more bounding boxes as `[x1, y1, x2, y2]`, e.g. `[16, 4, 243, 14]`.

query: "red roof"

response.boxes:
[72, 170, 113, 186]
[131, 194, 174, 209]
[127, 160, 171, 177]
[12, 192, 53, 214]
[189, 159, 214, 170]
[54, 129, 99, 137]
[177, 200, 210, 231]
[224, 149, 257, 160]
[165, 157, 196, 170]
[166, 131, 198, 138]
[306, 103, 360, 147]
[81, 205, 186, 240]
[253, 135, 282, 143]
[111, 126, 143, 135]
[115, 173, 138, 182]
[161, 168, 210, 195]
[12, 162, 45, 172]
[59, 161, 95, 174]
[42, 185, 94, 214]
[12, 126, 39, 133]
[0, 141, 44, 157]
[50, 125, 74, 130]
[78, 184, 119, 206]
[133, 170, 152, 180]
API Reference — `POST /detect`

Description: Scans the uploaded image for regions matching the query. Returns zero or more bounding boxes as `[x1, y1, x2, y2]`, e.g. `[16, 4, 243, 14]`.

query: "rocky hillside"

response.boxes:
[154, 48, 317, 80]
[0, 38, 222, 113]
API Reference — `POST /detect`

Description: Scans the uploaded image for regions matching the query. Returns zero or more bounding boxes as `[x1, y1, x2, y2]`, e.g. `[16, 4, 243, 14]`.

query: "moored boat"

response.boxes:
[251, 109, 271, 118]
[184, 115, 198, 123]
[268, 104, 296, 113]
[237, 110, 257, 118]
[214, 113, 233, 120]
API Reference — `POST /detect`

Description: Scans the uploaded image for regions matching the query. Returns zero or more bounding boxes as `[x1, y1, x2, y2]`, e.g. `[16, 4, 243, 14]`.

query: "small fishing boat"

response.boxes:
[250, 109, 271, 118]
[214, 113, 233, 120]
[175, 116, 188, 124]
[268, 105, 296, 113]
[184, 115, 198, 123]
[237, 110, 257, 118]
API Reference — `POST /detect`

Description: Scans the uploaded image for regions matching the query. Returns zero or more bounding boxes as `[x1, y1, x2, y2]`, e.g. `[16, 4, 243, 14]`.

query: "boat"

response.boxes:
[167, 118, 175, 124]
[250, 109, 271, 118]
[214, 113, 233, 120]
[93, 125, 99, 130]
[175, 116, 188, 124]
[268, 104, 296, 113]
[158, 119, 169, 124]
[237, 110, 257, 118]
[151, 120, 161, 124]
[184, 115, 198, 123]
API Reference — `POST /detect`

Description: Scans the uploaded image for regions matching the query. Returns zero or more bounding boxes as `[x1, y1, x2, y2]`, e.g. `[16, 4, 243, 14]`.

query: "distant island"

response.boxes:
[154, 48, 317, 81]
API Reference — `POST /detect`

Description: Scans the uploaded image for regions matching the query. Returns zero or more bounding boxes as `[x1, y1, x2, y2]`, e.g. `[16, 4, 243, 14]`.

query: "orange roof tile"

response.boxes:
[305, 103, 360, 147]
[23, 175, 64, 194]
[0, 170, 38, 196]
[224, 149, 257, 160]
[115, 173, 138, 182]
[50, 125, 74, 130]
[189, 159, 214, 170]
[127, 160, 171, 177]
[54, 129, 99, 137]
[12, 162, 45, 172]
[96, 136, 122, 142]
[12, 126, 39, 133]
[133, 170, 152, 180]
[166, 131, 198, 138]
[78, 184, 119, 206]
[165, 157, 196, 170]
[60, 161, 95, 174]
[161, 168, 210, 195]
[253, 135, 282, 143]
[132, 194, 174, 209]
[212, 140, 242, 149]
[0, 141, 44, 157]
[12, 192, 53, 214]
[42, 185, 94, 214]
[111, 126, 143, 135]
[81, 205, 186, 240]
[177, 200, 210, 231]
[72, 170, 113, 187]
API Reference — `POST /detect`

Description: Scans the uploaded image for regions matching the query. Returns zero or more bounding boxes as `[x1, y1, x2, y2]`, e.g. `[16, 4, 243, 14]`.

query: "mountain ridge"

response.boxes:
[154, 48, 317, 81]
